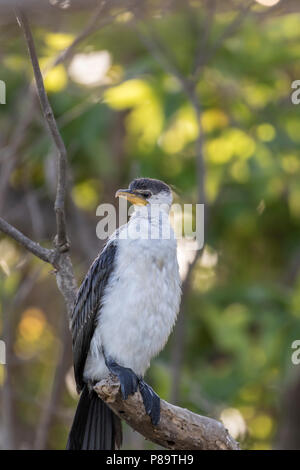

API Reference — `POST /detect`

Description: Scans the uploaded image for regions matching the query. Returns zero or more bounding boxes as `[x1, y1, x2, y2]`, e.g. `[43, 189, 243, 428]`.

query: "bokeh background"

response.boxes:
[0, 0, 300, 450]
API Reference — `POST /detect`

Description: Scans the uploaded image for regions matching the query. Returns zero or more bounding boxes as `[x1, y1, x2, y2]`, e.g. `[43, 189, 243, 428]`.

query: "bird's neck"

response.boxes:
[131, 204, 170, 221]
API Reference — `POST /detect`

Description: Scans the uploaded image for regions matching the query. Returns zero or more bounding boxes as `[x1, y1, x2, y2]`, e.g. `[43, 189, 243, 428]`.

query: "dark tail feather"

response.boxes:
[66, 385, 122, 450]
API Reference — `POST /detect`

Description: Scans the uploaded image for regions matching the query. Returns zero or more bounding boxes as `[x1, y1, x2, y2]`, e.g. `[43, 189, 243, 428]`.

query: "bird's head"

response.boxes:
[115, 178, 172, 208]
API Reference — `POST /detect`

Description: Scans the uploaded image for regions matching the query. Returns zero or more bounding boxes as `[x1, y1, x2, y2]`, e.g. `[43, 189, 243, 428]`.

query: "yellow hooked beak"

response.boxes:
[115, 189, 148, 206]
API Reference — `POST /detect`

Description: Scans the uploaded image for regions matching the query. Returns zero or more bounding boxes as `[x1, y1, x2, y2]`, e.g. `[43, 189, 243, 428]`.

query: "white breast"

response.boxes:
[83, 207, 181, 382]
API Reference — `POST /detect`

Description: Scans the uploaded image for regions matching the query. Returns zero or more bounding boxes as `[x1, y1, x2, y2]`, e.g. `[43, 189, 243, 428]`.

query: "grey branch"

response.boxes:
[0, 217, 76, 314]
[12, 8, 78, 316]
[16, 9, 69, 250]
[0, 216, 54, 264]
[94, 376, 240, 450]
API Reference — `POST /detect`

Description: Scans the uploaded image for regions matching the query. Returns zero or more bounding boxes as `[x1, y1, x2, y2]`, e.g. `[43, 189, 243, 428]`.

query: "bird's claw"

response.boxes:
[139, 379, 160, 426]
[105, 358, 139, 400]
[103, 354, 160, 423]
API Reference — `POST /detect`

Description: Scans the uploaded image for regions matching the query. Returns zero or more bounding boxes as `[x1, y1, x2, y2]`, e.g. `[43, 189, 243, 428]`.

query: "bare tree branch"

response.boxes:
[11, 9, 78, 319]
[95, 376, 240, 450]
[0, 205, 76, 317]
[16, 9, 69, 251]
[49, 0, 108, 68]
[0, 216, 54, 264]
[48, 0, 142, 71]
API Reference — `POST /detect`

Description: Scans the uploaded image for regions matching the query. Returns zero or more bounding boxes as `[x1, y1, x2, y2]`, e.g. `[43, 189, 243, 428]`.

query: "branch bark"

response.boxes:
[16, 9, 69, 250]
[0, 216, 54, 264]
[12, 9, 78, 318]
[94, 376, 240, 450]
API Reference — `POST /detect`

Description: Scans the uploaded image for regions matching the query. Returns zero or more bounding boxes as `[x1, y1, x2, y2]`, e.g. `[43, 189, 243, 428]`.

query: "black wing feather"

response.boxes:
[71, 241, 117, 392]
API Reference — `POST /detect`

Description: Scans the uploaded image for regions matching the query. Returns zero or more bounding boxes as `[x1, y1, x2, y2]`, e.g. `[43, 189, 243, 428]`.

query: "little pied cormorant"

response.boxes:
[67, 178, 182, 450]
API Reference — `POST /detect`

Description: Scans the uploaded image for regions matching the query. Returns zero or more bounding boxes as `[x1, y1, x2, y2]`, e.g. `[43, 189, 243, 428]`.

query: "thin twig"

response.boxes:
[49, 1, 112, 69]
[0, 216, 54, 264]
[16, 9, 69, 250]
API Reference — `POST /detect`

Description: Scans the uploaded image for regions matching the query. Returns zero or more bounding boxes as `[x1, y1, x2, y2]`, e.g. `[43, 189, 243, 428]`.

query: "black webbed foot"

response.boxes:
[139, 379, 160, 425]
[104, 356, 139, 400]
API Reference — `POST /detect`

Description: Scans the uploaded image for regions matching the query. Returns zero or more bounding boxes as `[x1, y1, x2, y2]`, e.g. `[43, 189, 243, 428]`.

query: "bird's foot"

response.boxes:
[105, 357, 139, 400]
[139, 379, 160, 426]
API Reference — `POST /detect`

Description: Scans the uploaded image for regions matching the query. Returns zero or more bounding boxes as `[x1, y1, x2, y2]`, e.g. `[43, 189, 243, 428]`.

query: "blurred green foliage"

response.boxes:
[0, 3, 300, 450]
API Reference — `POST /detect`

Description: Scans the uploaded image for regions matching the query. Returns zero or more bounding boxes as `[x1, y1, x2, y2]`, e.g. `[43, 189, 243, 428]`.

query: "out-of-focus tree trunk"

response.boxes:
[276, 372, 300, 450]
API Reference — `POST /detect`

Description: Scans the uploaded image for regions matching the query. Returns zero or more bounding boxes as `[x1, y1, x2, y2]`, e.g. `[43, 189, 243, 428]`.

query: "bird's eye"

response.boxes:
[141, 191, 152, 199]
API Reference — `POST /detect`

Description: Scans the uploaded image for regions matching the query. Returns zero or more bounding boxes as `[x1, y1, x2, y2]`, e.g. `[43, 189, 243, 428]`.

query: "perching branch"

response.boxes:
[95, 376, 240, 450]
